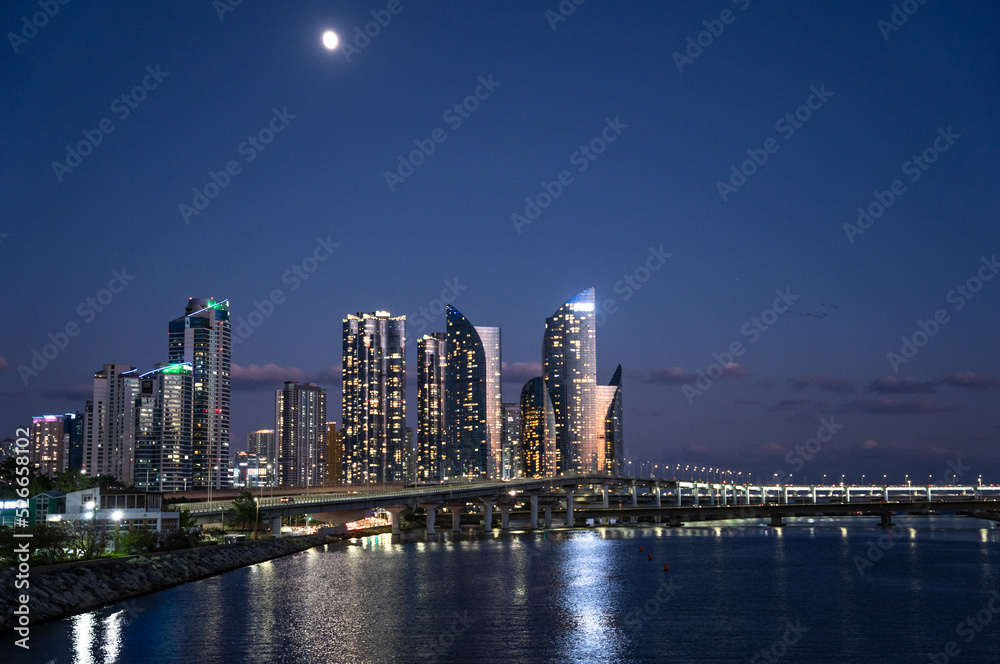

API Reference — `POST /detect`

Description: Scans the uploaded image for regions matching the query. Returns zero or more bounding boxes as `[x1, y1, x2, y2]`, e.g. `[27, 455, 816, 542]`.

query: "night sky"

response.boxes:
[2, 1, 998, 485]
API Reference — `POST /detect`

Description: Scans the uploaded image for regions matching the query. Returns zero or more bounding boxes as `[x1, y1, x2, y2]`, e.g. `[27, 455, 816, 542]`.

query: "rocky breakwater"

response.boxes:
[1, 533, 351, 633]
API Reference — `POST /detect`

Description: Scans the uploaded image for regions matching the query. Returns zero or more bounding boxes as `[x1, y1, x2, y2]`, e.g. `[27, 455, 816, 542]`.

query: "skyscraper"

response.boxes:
[445, 305, 502, 479]
[342, 311, 406, 485]
[596, 365, 624, 475]
[30, 415, 65, 477]
[168, 298, 231, 490]
[135, 363, 193, 492]
[519, 377, 556, 477]
[83, 363, 139, 483]
[325, 423, 342, 486]
[275, 382, 327, 488]
[247, 429, 276, 461]
[64, 411, 85, 472]
[416, 332, 446, 482]
[501, 402, 522, 479]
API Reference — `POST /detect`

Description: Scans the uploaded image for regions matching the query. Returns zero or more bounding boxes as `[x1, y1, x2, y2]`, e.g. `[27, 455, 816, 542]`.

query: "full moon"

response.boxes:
[322, 30, 339, 50]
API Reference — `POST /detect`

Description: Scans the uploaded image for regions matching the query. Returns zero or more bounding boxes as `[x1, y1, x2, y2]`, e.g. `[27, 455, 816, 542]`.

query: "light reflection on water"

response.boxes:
[4, 516, 1000, 664]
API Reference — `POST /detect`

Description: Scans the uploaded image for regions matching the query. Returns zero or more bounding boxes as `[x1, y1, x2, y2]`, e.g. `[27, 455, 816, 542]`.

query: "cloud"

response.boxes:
[937, 371, 999, 389]
[861, 439, 878, 449]
[734, 398, 758, 405]
[753, 441, 786, 458]
[767, 398, 811, 412]
[838, 398, 960, 415]
[787, 374, 855, 393]
[756, 378, 777, 389]
[502, 361, 543, 384]
[0, 356, 9, 371]
[645, 363, 747, 385]
[867, 376, 936, 394]
[41, 384, 93, 401]
[231, 363, 340, 390]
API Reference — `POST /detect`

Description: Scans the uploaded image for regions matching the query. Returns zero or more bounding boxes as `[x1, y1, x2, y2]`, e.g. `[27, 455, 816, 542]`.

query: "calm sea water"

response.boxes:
[5, 516, 1000, 663]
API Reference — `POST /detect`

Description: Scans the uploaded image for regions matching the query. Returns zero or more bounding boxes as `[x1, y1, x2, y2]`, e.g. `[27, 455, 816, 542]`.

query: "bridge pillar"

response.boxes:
[481, 499, 495, 531]
[418, 502, 440, 536]
[676, 484, 683, 506]
[270, 517, 282, 537]
[845, 488, 851, 504]
[544, 506, 552, 528]
[602, 484, 609, 509]
[884, 487, 889, 502]
[631, 481, 638, 507]
[564, 488, 575, 527]
[769, 513, 784, 528]
[499, 504, 511, 530]
[529, 493, 539, 529]
[692, 485, 699, 507]
[654, 482, 662, 523]
[926, 486, 932, 502]
[811, 487, 817, 503]
[445, 504, 464, 533]
[384, 505, 406, 535]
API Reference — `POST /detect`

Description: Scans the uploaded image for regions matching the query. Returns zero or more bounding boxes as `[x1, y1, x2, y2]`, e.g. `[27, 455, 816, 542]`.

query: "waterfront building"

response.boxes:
[135, 363, 193, 492]
[30, 415, 65, 477]
[416, 332, 447, 482]
[519, 377, 556, 477]
[168, 298, 231, 490]
[502, 402, 522, 479]
[64, 411, 85, 472]
[342, 311, 406, 485]
[275, 382, 327, 488]
[83, 364, 139, 484]
[326, 422, 342, 485]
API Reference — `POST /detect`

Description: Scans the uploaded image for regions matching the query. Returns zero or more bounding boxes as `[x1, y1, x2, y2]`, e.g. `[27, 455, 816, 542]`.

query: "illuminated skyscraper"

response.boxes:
[501, 402, 521, 479]
[342, 311, 406, 484]
[168, 298, 230, 490]
[519, 377, 555, 477]
[64, 412, 85, 472]
[445, 305, 502, 479]
[83, 363, 139, 483]
[30, 415, 65, 477]
[596, 365, 624, 475]
[325, 423, 342, 486]
[135, 363, 193, 492]
[416, 333, 447, 482]
[247, 429, 276, 461]
[275, 382, 327, 488]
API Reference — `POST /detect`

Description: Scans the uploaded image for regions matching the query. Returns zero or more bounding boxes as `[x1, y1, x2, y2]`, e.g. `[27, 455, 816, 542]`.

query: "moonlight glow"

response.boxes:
[322, 31, 339, 50]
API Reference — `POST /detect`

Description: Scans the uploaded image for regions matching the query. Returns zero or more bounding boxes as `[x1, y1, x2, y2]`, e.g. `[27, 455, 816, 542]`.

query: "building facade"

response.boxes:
[501, 402, 521, 479]
[325, 422, 342, 486]
[275, 382, 327, 487]
[30, 415, 65, 477]
[416, 332, 447, 482]
[342, 311, 406, 485]
[83, 363, 139, 484]
[135, 363, 193, 492]
[519, 376, 556, 477]
[168, 298, 231, 490]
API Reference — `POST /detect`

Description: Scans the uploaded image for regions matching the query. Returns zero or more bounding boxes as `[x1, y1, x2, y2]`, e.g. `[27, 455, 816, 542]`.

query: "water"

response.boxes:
[5, 516, 1000, 663]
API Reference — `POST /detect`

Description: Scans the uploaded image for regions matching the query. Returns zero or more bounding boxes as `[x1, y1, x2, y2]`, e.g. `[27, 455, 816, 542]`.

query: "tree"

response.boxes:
[177, 508, 198, 530]
[51, 470, 96, 493]
[228, 491, 262, 532]
[0, 457, 52, 498]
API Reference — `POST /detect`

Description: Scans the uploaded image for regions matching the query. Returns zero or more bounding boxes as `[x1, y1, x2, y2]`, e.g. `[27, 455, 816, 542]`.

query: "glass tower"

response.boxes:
[135, 362, 193, 492]
[342, 311, 406, 485]
[416, 332, 447, 482]
[168, 298, 230, 489]
[84, 363, 139, 484]
[275, 381, 327, 487]
[519, 376, 556, 477]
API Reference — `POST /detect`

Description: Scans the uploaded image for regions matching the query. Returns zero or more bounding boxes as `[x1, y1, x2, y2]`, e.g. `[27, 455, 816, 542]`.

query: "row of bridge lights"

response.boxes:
[628, 463, 985, 487]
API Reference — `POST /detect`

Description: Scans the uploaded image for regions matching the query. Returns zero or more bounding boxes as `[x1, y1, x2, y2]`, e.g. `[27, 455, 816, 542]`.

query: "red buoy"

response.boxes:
[639, 546, 643, 552]
[648, 554, 652, 561]
[663, 564, 670, 572]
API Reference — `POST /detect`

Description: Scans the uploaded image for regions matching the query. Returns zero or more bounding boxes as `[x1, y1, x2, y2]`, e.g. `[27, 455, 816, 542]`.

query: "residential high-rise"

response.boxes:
[342, 311, 406, 485]
[247, 429, 276, 485]
[135, 363, 193, 492]
[416, 332, 447, 482]
[275, 382, 327, 487]
[520, 377, 556, 477]
[596, 365, 624, 475]
[501, 402, 521, 479]
[83, 364, 139, 484]
[325, 423, 342, 486]
[168, 298, 231, 490]
[64, 412, 85, 472]
[445, 305, 502, 479]
[30, 415, 65, 477]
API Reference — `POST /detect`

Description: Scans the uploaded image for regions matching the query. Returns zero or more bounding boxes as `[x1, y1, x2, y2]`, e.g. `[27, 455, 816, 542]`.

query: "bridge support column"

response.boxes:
[544, 506, 552, 528]
[676, 484, 682, 506]
[564, 488, 575, 527]
[631, 481, 638, 507]
[693, 485, 699, 507]
[384, 505, 406, 535]
[529, 493, 539, 529]
[769, 513, 784, 528]
[445, 504, 464, 532]
[654, 482, 662, 523]
[499, 504, 511, 530]
[811, 487, 817, 503]
[926, 486, 932, 502]
[602, 484, 609, 509]
[845, 488, 850, 504]
[418, 502, 440, 537]
[481, 499, 495, 531]
[884, 487, 889, 502]
[270, 517, 282, 537]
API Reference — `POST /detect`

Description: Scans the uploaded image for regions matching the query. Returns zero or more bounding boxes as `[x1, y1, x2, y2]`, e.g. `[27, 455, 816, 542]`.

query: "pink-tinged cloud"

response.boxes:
[838, 398, 960, 415]
[867, 376, 936, 394]
[0, 356, 9, 371]
[937, 371, 999, 389]
[502, 361, 544, 384]
[232, 363, 341, 389]
[861, 439, 878, 449]
[787, 374, 855, 393]
[754, 442, 786, 458]
[645, 363, 747, 385]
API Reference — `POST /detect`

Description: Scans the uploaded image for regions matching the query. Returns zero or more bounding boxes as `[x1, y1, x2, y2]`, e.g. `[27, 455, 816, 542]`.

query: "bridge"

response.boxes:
[170, 475, 1000, 536]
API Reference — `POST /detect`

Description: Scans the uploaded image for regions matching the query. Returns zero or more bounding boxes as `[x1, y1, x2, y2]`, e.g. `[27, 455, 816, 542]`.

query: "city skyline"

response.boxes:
[2, 2, 998, 485]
